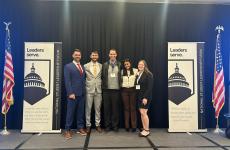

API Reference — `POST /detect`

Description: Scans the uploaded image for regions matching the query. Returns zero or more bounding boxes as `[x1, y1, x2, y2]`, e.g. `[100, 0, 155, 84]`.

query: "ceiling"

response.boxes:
[44, 0, 230, 5]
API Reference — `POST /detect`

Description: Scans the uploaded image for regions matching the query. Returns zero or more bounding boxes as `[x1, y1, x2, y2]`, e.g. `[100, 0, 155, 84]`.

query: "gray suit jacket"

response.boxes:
[84, 62, 102, 94]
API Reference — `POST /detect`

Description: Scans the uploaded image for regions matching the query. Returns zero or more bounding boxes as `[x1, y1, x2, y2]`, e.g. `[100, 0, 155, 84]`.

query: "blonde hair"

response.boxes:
[138, 60, 153, 76]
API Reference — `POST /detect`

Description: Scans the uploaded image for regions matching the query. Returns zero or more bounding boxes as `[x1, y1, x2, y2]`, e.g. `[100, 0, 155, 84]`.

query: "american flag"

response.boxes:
[212, 28, 225, 119]
[1, 23, 14, 114]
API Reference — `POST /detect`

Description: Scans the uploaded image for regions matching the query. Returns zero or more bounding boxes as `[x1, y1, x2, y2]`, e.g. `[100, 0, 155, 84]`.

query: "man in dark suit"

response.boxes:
[64, 49, 87, 139]
[102, 49, 122, 132]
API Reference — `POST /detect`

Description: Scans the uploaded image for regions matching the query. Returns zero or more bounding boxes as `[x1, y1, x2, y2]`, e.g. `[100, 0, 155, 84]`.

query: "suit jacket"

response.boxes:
[102, 61, 122, 89]
[84, 62, 102, 94]
[64, 62, 86, 97]
[135, 71, 153, 100]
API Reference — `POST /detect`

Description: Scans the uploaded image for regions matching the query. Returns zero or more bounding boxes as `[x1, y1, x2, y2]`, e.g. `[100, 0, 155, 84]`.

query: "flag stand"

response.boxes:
[214, 118, 224, 134]
[212, 25, 225, 135]
[0, 113, 10, 135]
[214, 118, 220, 133]
[1, 22, 13, 136]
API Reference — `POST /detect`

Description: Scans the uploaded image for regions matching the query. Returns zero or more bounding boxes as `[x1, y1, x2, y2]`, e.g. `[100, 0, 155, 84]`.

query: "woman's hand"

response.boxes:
[142, 98, 148, 105]
[68, 94, 76, 100]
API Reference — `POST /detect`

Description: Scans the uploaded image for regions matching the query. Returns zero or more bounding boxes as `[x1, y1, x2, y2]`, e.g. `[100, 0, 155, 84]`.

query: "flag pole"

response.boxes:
[1, 113, 10, 135]
[213, 25, 224, 134]
[214, 117, 219, 133]
[1, 22, 12, 136]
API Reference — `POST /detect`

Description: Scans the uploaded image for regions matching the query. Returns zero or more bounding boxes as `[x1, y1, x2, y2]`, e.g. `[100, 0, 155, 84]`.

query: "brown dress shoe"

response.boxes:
[85, 127, 91, 133]
[96, 126, 103, 133]
[64, 131, 72, 140]
[77, 128, 87, 136]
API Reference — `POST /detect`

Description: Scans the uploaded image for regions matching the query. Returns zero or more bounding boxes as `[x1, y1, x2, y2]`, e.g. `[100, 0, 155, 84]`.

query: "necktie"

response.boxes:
[77, 64, 83, 76]
[93, 64, 97, 77]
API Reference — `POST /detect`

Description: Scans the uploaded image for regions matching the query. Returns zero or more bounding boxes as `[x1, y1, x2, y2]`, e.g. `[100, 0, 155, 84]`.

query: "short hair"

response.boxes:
[109, 48, 117, 54]
[72, 49, 81, 54]
[91, 50, 99, 55]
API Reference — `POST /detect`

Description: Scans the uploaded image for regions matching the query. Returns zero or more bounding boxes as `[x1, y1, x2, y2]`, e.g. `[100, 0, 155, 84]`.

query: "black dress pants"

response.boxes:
[103, 89, 120, 129]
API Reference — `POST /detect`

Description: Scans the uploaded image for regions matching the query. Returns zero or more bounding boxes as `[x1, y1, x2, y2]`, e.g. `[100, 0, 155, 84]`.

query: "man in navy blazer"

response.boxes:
[64, 49, 87, 139]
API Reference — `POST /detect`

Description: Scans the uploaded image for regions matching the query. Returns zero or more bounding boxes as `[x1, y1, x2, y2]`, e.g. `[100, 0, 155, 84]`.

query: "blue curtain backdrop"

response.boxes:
[0, 0, 230, 129]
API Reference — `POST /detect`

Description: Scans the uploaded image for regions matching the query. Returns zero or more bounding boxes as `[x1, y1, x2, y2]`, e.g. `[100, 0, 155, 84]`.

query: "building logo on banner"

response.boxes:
[24, 62, 50, 105]
[168, 62, 194, 105]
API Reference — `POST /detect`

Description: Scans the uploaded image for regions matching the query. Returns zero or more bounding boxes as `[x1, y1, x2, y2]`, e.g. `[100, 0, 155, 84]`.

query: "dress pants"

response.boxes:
[121, 87, 136, 129]
[65, 95, 85, 130]
[85, 92, 102, 127]
[103, 89, 120, 129]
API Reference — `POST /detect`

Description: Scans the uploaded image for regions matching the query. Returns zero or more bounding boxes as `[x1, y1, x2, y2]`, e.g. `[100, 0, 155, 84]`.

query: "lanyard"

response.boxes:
[137, 72, 143, 84]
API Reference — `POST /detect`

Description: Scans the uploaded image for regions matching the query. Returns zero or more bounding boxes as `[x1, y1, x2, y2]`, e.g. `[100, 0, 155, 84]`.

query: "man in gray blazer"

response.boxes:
[84, 50, 102, 133]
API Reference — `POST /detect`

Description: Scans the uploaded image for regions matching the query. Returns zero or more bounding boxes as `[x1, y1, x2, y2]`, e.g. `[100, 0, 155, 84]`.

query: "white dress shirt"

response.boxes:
[73, 61, 83, 73]
[89, 61, 100, 76]
[121, 68, 138, 88]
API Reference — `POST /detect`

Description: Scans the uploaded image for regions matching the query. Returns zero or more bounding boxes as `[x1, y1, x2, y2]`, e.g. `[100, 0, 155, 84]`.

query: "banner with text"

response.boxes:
[168, 42, 206, 132]
[22, 42, 62, 133]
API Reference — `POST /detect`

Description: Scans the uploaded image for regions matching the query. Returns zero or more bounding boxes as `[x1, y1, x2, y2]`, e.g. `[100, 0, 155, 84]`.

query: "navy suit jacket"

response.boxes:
[64, 62, 86, 97]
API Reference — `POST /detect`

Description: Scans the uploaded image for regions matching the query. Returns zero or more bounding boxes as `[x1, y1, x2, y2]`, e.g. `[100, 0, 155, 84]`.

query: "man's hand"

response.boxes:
[68, 94, 76, 100]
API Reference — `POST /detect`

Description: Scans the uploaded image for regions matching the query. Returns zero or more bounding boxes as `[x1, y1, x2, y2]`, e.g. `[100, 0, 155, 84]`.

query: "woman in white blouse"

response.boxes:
[121, 59, 138, 132]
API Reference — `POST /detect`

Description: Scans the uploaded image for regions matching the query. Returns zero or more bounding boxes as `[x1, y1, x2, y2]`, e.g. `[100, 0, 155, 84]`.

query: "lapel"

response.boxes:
[85, 63, 93, 77]
[139, 72, 146, 84]
[96, 64, 102, 78]
[86, 62, 101, 78]
[72, 62, 84, 76]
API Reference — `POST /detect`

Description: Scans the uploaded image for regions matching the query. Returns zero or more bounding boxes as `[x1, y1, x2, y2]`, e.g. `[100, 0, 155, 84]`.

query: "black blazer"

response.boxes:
[135, 71, 153, 100]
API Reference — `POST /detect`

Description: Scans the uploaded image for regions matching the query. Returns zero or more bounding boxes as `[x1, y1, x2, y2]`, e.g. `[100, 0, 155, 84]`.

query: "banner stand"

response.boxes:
[168, 42, 207, 133]
[21, 42, 62, 133]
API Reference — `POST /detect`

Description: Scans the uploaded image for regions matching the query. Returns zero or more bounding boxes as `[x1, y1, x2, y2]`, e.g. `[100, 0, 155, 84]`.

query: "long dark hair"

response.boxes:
[123, 58, 134, 76]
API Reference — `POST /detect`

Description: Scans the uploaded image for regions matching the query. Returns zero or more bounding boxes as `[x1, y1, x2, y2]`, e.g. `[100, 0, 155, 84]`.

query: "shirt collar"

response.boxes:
[73, 60, 81, 65]
[90, 61, 98, 65]
[109, 60, 117, 65]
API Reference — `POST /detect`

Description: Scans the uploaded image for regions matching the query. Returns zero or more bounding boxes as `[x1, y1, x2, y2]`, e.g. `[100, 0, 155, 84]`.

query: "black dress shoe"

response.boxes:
[113, 127, 119, 132]
[131, 128, 136, 132]
[105, 127, 111, 132]
[125, 128, 130, 132]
